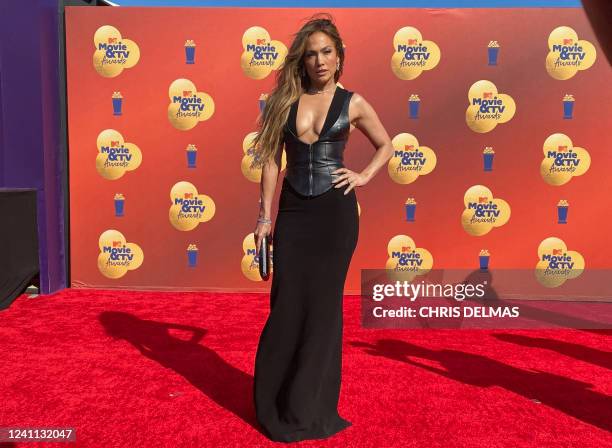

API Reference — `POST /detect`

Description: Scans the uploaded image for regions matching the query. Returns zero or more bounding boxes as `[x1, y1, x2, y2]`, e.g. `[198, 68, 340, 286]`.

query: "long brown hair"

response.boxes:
[250, 13, 345, 169]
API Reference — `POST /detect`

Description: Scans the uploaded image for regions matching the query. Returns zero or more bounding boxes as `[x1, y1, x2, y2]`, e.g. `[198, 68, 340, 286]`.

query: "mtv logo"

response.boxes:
[402, 246, 412, 252]
[408, 39, 418, 45]
[112, 241, 122, 247]
[563, 38, 573, 45]
[111, 141, 120, 147]
[553, 249, 563, 255]
[558, 145, 568, 152]
[405, 144, 415, 151]
[108, 37, 117, 43]
[483, 92, 493, 99]
[183, 90, 192, 97]
[478, 197, 488, 203]
[257, 39, 266, 45]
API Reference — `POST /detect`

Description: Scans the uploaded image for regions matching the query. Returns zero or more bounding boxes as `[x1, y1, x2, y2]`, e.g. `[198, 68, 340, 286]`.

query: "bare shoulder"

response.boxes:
[348, 92, 373, 125]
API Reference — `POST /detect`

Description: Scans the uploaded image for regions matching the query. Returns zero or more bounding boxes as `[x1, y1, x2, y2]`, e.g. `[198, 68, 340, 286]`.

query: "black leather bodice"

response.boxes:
[283, 86, 354, 197]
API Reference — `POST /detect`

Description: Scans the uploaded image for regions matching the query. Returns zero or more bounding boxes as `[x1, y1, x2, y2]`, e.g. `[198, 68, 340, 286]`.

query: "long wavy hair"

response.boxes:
[250, 13, 345, 169]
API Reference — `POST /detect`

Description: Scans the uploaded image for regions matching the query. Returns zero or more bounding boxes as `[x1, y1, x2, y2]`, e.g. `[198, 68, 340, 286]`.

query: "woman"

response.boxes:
[251, 14, 394, 443]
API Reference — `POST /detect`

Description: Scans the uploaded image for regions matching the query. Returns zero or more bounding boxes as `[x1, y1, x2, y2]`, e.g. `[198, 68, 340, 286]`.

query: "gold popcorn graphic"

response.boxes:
[241, 232, 273, 281]
[540, 133, 590, 186]
[461, 185, 511, 236]
[96, 129, 142, 180]
[241, 26, 288, 80]
[167, 78, 215, 131]
[93, 26, 140, 78]
[388, 133, 436, 184]
[385, 234, 433, 283]
[241, 132, 287, 182]
[535, 237, 584, 288]
[97, 229, 144, 279]
[466, 80, 516, 133]
[391, 27, 441, 80]
[169, 181, 216, 231]
[546, 26, 596, 80]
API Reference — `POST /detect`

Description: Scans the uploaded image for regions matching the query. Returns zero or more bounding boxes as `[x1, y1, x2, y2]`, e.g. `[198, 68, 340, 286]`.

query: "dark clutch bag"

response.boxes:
[258, 235, 271, 281]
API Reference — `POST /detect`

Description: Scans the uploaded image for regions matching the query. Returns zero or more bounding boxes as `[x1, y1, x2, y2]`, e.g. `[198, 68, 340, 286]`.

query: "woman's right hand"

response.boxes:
[254, 221, 272, 256]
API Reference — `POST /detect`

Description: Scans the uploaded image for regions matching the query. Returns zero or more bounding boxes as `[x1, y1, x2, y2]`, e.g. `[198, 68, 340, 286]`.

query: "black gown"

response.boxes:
[253, 87, 359, 442]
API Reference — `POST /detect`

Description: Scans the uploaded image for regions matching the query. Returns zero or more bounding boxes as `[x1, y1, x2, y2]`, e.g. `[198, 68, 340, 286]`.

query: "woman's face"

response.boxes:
[302, 31, 339, 85]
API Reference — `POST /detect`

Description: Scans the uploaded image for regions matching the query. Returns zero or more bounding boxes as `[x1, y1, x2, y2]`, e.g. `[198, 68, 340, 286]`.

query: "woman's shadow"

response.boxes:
[350, 338, 612, 432]
[99, 311, 257, 429]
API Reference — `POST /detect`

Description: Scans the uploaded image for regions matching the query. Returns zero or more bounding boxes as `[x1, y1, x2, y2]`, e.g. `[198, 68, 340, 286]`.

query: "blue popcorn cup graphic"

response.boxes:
[404, 199, 417, 222]
[408, 95, 420, 119]
[483, 148, 495, 171]
[259, 94, 268, 113]
[487, 41, 499, 65]
[185, 40, 196, 64]
[563, 95, 575, 119]
[112, 92, 123, 116]
[114, 194, 125, 217]
[557, 200, 569, 224]
[187, 245, 198, 267]
[186, 144, 197, 168]
[479, 251, 490, 270]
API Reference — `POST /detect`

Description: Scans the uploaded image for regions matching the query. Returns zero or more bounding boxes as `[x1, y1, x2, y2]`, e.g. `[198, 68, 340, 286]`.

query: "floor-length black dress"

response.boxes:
[253, 86, 359, 443]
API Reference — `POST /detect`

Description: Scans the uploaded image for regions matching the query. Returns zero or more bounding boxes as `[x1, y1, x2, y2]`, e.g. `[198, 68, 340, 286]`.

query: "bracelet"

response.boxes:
[257, 217, 272, 224]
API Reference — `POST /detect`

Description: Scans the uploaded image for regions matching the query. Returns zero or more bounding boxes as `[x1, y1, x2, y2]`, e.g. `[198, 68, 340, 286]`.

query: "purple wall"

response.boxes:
[0, 0, 66, 294]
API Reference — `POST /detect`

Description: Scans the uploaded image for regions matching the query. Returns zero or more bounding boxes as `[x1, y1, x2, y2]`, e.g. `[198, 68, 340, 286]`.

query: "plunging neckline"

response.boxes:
[293, 86, 339, 145]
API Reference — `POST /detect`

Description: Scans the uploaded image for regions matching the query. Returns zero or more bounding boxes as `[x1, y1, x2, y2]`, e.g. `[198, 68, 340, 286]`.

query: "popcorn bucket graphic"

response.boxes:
[479, 250, 490, 270]
[186, 144, 197, 168]
[404, 198, 417, 222]
[487, 41, 500, 65]
[112, 92, 123, 116]
[557, 200, 569, 224]
[563, 94, 575, 119]
[483, 147, 495, 171]
[187, 244, 198, 267]
[185, 40, 196, 64]
[114, 194, 125, 217]
[408, 94, 420, 119]
[259, 94, 268, 113]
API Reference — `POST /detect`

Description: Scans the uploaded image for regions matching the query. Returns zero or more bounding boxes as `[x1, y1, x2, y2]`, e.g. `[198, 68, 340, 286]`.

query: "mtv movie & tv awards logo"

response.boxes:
[385, 235, 433, 282]
[461, 185, 511, 236]
[385, 234, 433, 282]
[167, 79, 215, 131]
[97, 230, 144, 279]
[93, 26, 140, 78]
[241, 233, 274, 281]
[96, 129, 142, 180]
[241, 132, 286, 182]
[391, 27, 440, 80]
[546, 26, 596, 80]
[241, 27, 287, 80]
[388, 133, 436, 184]
[465, 80, 516, 133]
[540, 133, 591, 186]
[169, 181, 216, 231]
[535, 237, 584, 288]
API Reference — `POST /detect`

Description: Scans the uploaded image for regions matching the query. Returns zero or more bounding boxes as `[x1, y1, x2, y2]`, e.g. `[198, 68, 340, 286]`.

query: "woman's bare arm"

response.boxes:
[259, 144, 283, 220]
[351, 93, 394, 182]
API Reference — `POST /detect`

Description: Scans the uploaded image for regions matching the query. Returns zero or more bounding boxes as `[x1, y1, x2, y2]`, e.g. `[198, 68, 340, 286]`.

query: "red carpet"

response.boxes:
[0, 289, 610, 447]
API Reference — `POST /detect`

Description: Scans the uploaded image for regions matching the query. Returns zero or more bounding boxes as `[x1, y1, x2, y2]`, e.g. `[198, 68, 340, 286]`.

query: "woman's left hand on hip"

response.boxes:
[332, 168, 367, 195]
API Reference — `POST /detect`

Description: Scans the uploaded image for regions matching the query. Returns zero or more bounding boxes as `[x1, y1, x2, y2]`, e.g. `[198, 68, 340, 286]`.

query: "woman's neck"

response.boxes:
[306, 80, 337, 94]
